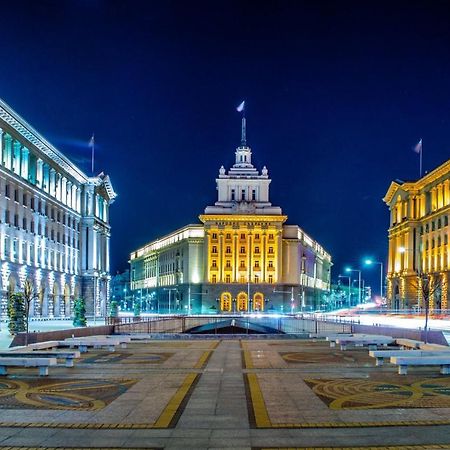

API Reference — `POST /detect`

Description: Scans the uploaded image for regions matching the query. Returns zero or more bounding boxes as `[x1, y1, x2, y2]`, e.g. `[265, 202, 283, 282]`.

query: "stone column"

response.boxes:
[0, 128, 3, 166]
[233, 231, 238, 282]
[36, 159, 43, 188]
[20, 147, 29, 180]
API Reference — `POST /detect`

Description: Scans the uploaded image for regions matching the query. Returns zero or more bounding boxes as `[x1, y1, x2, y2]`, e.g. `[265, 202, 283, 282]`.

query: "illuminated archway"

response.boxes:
[237, 292, 248, 312]
[253, 292, 264, 312]
[220, 292, 232, 312]
[64, 284, 71, 317]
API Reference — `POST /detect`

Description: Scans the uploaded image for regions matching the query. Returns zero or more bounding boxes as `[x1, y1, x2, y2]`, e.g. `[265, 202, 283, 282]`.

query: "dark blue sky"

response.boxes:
[2, 1, 450, 291]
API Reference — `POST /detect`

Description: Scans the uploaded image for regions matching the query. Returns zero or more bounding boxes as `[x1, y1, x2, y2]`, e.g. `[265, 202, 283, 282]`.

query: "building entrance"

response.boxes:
[237, 292, 248, 312]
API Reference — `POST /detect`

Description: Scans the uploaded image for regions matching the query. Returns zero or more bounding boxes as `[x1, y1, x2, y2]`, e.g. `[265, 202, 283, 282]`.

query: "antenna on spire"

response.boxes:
[236, 101, 246, 145]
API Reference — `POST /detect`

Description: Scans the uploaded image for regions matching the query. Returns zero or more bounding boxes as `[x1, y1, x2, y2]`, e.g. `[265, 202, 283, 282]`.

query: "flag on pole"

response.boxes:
[89, 133, 95, 174]
[236, 101, 245, 113]
[414, 138, 422, 154]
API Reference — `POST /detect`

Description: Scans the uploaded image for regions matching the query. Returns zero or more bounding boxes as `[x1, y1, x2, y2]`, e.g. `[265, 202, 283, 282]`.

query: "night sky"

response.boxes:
[2, 1, 450, 292]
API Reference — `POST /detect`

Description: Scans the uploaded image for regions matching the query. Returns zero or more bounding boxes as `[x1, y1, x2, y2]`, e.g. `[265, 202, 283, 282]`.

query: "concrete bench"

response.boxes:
[369, 349, 450, 366]
[419, 343, 450, 351]
[395, 338, 422, 350]
[390, 355, 450, 375]
[11, 341, 60, 352]
[0, 357, 57, 376]
[80, 335, 130, 348]
[335, 336, 394, 351]
[60, 339, 117, 353]
[0, 351, 80, 368]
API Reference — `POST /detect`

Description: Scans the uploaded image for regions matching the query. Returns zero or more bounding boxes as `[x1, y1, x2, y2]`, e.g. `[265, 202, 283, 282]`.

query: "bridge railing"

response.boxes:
[106, 315, 352, 335]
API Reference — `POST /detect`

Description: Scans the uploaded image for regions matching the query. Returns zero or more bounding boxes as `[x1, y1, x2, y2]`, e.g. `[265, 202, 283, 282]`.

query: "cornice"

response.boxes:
[199, 214, 288, 224]
[0, 98, 88, 184]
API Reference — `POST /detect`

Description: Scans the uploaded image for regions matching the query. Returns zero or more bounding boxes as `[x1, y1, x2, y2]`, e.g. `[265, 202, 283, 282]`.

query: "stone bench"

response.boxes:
[369, 349, 450, 366]
[420, 343, 450, 351]
[60, 339, 117, 353]
[11, 341, 61, 352]
[390, 355, 450, 375]
[395, 338, 422, 349]
[0, 351, 80, 368]
[84, 335, 130, 348]
[0, 357, 57, 376]
[335, 336, 394, 351]
[325, 334, 372, 347]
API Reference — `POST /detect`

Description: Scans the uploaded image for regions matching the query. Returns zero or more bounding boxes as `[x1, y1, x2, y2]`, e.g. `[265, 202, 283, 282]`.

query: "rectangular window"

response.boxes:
[240, 261, 245, 268]
[255, 233, 260, 240]
[30, 221, 34, 233]
[240, 246, 245, 254]
[268, 275, 273, 283]
[254, 275, 259, 283]
[225, 275, 231, 283]
[22, 217, 27, 230]
[269, 233, 274, 240]
[212, 274, 217, 283]
[14, 214, 19, 227]
[252, 189, 256, 200]
[255, 261, 260, 268]
[226, 260, 231, 267]
[30, 197, 35, 210]
[268, 247, 274, 254]
[226, 233, 231, 239]
[226, 246, 231, 254]
[240, 233, 245, 240]
[231, 189, 235, 201]
[5, 184, 10, 198]
[255, 246, 260, 254]
[212, 246, 217, 254]
[268, 260, 273, 268]
[4, 210, 10, 224]
[241, 189, 246, 200]
[23, 193, 27, 207]
[212, 260, 217, 268]
[14, 189, 19, 202]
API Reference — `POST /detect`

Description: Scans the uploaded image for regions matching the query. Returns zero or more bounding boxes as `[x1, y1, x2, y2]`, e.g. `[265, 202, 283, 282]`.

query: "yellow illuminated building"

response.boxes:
[384, 158, 450, 310]
[130, 117, 331, 313]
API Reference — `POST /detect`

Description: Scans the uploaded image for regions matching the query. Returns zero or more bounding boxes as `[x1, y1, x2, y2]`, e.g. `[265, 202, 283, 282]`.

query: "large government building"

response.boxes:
[0, 99, 116, 318]
[384, 158, 450, 311]
[130, 119, 332, 314]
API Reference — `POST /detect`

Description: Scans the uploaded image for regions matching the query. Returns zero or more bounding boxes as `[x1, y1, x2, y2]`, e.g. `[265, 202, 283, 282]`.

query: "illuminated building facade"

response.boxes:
[384, 158, 450, 310]
[130, 120, 331, 313]
[0, 99, 116, 318]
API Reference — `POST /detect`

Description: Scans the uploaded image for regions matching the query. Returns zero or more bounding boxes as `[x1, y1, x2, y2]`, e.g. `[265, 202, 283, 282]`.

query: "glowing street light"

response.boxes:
[345, 267, 361, 305]
[364, 259, 384, 299]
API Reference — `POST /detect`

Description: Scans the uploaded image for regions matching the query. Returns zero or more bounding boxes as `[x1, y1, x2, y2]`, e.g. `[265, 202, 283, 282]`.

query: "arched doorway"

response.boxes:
[253, 292, 264, 312]
[393, 284, 400, 311]
[237, 292, 248, 312]
[220, 292, 232, 312]
[38, 283, 46, 317]
[64, 284, 71, 317]
[52, 282, 60, 317]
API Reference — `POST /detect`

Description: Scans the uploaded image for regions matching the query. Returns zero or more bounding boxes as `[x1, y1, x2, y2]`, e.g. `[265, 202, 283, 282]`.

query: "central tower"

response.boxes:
[200, 114, 286, 312]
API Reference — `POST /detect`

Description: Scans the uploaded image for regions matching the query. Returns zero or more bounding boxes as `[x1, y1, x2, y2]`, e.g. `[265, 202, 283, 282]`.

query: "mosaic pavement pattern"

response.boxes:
[305, 376, 450, 409]
[0, 378, 137, 410]
[81, 351, 173, 364]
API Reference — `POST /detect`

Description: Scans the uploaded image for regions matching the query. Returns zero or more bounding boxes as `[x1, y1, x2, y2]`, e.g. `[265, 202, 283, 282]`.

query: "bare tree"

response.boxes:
[411, 272, 443, 343]
[22, 279, 41, 346]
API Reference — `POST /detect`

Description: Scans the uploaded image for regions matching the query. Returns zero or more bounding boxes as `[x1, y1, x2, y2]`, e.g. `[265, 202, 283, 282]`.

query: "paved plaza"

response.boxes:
[0, 337, 449, 449]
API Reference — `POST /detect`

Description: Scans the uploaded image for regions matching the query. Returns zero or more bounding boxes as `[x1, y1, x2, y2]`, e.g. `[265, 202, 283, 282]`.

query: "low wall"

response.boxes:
[10, 325, 115, 347]
[351, 323, 448, 345]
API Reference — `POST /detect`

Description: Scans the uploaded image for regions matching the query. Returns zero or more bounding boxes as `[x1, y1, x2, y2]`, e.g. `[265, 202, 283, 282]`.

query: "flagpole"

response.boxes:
[419, 140, 422, 178]
[91, 133, 95, 175]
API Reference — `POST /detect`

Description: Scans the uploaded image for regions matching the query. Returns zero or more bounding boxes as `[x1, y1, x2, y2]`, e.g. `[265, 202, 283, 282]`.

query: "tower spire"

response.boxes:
[236, 101, 246, 146]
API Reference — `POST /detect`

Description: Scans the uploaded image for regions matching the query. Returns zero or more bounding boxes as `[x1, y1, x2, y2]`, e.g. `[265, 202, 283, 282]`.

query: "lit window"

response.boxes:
[254, 275, 259, 283]
[226, 246, 231, 254]
[240, 246, 245, 254]
[269, 233, 274, 240]
[212, 260, 217, 268]
[268, 247, 274, 254]
[226, 260, 231, 267]
[268, 261, 273, 268]
[268, 275, 273, 283]
[212, 233, 217, 239]
[212, 246, 217, 254]
[240, 233, 245, 239]
[212, 274, 217, 283]
[255, 246, 260, 254]
[225, 275, 231, 283]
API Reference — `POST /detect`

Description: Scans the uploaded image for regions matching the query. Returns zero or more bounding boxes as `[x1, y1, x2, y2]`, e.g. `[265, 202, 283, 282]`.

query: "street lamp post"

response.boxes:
[273, 286, 295, 314]
[364, 259, 384, 299]
[345, 267, 361, 305]
[338, 275, 351, 307]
